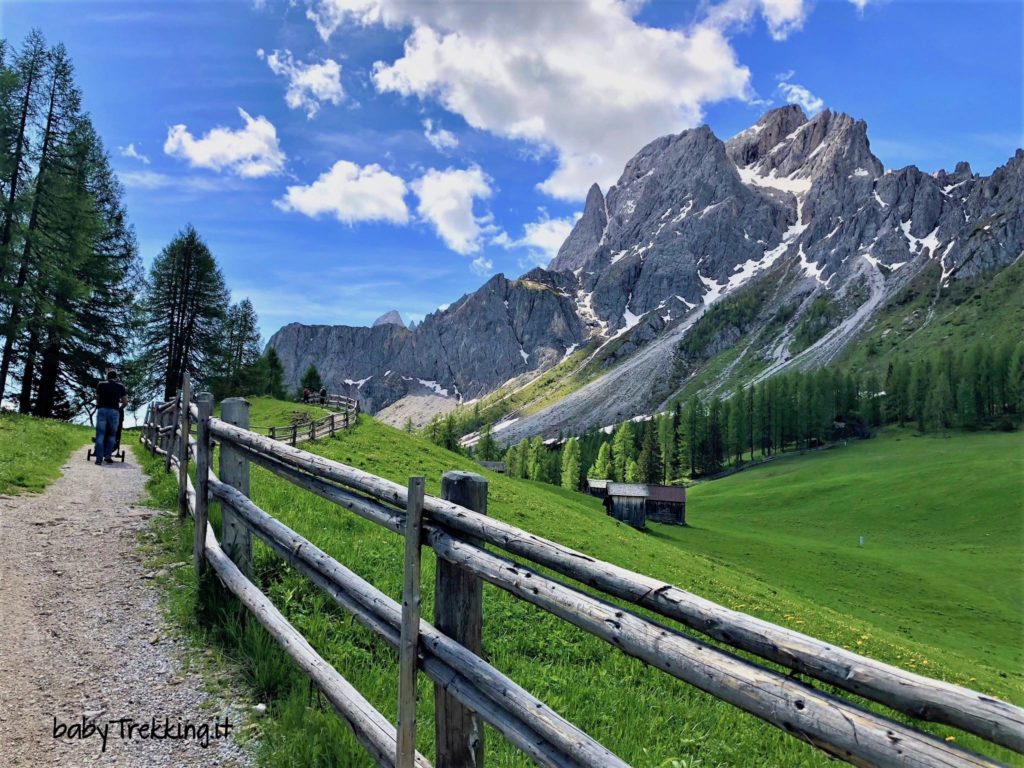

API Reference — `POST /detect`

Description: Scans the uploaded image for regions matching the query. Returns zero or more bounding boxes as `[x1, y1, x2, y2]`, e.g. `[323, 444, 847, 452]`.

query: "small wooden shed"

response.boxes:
[602, 483, 687, 530]
[646, 484, 686, 525]
[478, 460, 506, 473]
[604, 483, 649, 529]
[585, 478, 609, 499]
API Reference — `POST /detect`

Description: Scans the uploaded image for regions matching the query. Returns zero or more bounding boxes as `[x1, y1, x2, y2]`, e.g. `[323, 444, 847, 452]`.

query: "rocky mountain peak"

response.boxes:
[726, 104, 807, 167]
[372, 309, 405, 328]
[550, 183, 607, 273]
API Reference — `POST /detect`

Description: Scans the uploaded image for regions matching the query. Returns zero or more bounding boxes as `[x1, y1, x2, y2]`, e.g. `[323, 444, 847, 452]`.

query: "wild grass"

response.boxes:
[0, 411, 91, 494]
[135, 402, 1024, 768]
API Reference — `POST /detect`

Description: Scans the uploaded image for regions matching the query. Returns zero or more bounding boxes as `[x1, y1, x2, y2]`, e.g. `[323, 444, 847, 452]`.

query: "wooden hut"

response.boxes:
[478, 460, 506, 473]
[585, 478, 609, 499]
[646, 485, 686, 525]
[604, 483, 649, 529]
[602, 483, 687, 529]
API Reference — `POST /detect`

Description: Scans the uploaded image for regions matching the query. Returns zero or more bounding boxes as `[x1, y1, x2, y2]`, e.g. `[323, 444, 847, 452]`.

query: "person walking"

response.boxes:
[95, 369, 128, 465]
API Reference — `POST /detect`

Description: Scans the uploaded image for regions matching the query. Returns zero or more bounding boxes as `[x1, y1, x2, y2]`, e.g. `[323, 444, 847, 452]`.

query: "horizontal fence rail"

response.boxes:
[139, 379, 1023, 768]
[247, 398, 359, 447]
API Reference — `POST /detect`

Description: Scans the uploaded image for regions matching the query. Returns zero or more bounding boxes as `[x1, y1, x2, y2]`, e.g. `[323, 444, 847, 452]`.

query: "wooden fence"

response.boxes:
[302, 392, 360, 410]
[249, 404, 358, 447]
[140, 376, 1023, 768]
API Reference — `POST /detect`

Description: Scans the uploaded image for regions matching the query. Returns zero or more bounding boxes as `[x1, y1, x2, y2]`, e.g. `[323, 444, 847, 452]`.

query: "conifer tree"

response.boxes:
[637, 421, 660, 483]
[908, 359, 930, 431]
[588, 442, 613, 480]
[476, 423, 500, 461]
[300, 363, 323, 394]
[526, 436, 545, 481]
[863, 372, 882, 427]
[611, 421, 636, 482]
[560, 437, 581, 490]
[212, 299, 262, 399]
[625, 458, 641, 483]
[706, 397, 724, 473]
[505, 441, 524, 478]
[1007, 343, 1023, 415]
[956, 376, 978, 430]
[657, 413, 677, 483]
[261, 347, 287, 399]
[137, 225, 229, 400]
[926, 373, 954, 434]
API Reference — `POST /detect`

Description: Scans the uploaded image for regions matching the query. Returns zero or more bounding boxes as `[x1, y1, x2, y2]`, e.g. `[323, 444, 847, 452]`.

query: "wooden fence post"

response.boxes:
[178, 374, 191, 520]
[435, 471, 488, 768]
[292, 424, 297, 446]
[311, 417, 317, 442]
[194, 393, 214, 576]
[397, 476, 425, 768]
[270, 425, 276, 441]
[164, 392, 179, 473]
[220, 397, 253, 578]
[148, 403, 157, 456]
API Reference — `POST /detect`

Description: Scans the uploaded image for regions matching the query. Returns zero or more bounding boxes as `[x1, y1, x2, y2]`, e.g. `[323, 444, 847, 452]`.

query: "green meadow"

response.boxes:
[0, 411, 90, 494]
[135, 400, 1024, 767]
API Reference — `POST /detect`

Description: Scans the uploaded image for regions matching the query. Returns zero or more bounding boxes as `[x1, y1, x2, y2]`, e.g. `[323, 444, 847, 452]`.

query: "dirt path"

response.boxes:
[0, 445, 251, 767]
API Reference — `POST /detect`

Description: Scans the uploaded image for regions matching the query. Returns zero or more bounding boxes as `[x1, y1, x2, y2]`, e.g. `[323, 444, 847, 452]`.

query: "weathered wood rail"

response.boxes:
[140, 376, 1023, 768]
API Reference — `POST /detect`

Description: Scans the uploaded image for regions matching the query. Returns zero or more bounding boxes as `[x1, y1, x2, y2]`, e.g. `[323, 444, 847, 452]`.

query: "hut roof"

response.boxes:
[647, 485, 686, 503]
[586, 478, 609, 490]
[606, 483, 649, 498]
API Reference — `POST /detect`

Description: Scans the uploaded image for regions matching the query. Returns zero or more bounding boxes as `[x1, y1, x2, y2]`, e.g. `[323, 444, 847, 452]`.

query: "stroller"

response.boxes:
[87, 406, 126, 463]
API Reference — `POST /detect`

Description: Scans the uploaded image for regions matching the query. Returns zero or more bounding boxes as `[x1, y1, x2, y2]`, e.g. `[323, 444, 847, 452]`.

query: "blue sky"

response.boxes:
[2, 0, 1021, 340]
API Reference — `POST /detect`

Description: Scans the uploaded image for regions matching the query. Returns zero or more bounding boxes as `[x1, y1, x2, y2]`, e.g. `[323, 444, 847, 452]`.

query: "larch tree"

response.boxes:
[637, 421, 660, 483]
[0, 35, 139, 415]
[560, 437, 581, 490]
[611, 420, 635, 482]
[588, 441, 613, 480]
[476, 423, 500, 461]
[212, 298, 262, 399]
[137, 225, 229, 401]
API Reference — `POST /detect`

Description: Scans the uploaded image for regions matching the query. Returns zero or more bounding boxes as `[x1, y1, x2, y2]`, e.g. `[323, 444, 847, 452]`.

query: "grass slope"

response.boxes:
[0, 411, 91, 494]
[137, 402, 1023, 768]
[654, 428, 1024, 675]
[841, 260, 1024, 374]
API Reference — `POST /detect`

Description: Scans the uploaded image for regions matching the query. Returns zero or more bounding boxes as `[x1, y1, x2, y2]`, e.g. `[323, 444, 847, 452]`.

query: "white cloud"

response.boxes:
[422, 118, 459, 151]
[306, 0, 759, 200]
[164, 108, 286, 177]
[470, 256, 493, 276]
[776, 71, 823, 113]
[275, 160, 409, 224]
[118, 143, 150, 164]
[849, 0, 871, 10]
[411, 166, 498, 254]
[500, 211, 579, 267]
[703, 0, 808, 41]
[258, 48, 344, 119]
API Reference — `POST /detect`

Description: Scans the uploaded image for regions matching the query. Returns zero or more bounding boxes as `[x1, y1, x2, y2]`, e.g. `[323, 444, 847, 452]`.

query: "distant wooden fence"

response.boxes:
[250, 403, 359, 447]
[302, 392, 359, 410]
[140, 375, 1023, 768]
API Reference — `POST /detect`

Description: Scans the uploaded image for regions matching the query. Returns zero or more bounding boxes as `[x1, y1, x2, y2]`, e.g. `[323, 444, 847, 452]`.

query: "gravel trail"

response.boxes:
[0, 445, 251, 767]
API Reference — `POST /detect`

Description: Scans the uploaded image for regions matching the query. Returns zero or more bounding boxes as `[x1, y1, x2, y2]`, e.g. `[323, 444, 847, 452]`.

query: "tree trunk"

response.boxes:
[18, 325, 38, 413]
[33, 335, 60, 417]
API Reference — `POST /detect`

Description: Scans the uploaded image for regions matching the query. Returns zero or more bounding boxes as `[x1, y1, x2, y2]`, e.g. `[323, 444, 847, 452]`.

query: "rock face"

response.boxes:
[372, 310, 405, 328]
[268, 106, 1023, 428]
[266, 272, 586, 411]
